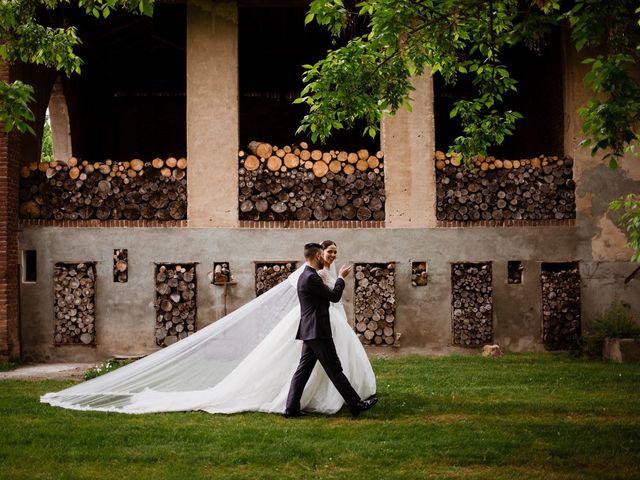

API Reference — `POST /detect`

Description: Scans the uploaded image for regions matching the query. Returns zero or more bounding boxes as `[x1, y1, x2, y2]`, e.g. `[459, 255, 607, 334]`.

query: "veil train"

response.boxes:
[41, 266, 306, 412]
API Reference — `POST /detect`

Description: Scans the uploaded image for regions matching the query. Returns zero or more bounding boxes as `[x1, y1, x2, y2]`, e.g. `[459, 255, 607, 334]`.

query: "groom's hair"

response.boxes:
[304, 243, 323, 260]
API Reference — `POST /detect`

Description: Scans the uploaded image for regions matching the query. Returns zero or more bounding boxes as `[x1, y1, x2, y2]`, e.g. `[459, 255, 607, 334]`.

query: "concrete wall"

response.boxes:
[19, 224, 600, 362]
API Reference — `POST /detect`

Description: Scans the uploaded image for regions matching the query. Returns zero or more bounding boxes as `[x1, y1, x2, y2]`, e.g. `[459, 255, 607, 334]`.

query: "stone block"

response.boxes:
[603, 338, 640, 363]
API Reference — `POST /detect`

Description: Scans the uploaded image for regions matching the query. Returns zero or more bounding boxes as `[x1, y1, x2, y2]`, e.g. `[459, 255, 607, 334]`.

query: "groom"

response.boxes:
[284, 243, 378, 418]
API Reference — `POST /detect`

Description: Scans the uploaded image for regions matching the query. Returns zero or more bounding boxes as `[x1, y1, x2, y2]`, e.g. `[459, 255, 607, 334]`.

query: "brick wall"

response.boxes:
[0, 61, 21, 360]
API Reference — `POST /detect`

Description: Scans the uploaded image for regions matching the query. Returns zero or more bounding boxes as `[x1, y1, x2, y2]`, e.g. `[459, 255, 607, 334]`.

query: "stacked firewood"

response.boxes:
[411, 262, 428, 286]
[53, 262, 96, 345]
[154, 264, 197, 347]
[451, 263, 493, 346]
[354, 263, 396, 346]
[214, 262, 231, 284]
[19, 157, 187, 221]
[113, 249, 128, 283]
[435, 152, 576, 222]
[541, 263, 581, 349]
[255, 262, 296, 296]
[239, 141, 385, 221]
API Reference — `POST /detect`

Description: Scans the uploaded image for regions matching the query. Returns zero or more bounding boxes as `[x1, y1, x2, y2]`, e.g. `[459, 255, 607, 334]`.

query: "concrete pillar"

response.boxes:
[48, 77, 72, 162]
[381, 75, 436, 228]
[187, 0, 239, 227]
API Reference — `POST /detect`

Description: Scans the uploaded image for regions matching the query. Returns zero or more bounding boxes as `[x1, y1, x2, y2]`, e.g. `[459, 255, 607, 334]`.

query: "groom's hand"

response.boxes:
[338, 264, 353, 278]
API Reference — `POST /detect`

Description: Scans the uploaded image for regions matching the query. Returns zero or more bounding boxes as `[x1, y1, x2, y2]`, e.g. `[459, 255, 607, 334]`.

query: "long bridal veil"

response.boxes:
[41, 266, 306, 412]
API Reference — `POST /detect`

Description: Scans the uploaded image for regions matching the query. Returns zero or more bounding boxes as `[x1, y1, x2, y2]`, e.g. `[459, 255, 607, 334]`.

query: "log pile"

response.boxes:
[435, 152, 576, 222]
[354, 263, 396, 346]
[239, 141, 385, 221]
[411, 262, 428, 286]
[255, 262, 296, 296]
[541, 263, 581, 349]
[19, 157, 187, 221]
[214, 262, 231, 284]
[113, 249, 128, 283]
[451, 263, 493, 346]
[53, 262, 96, 345]
[154, 264, 197, 347]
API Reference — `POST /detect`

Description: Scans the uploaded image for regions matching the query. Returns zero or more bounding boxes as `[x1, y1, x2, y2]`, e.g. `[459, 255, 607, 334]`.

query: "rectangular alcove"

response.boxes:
[451, 262, 493, 347]
[154, 263, 197, 347]
[354, 263, 396, 346]
[411, 262, 428, 286]
[255, 262, 297, 296]
[113, 249, 128, 283]
[22, 250, 37, 283]
[508, 260, 523, 284]
[53, 262, 96, 345]
[541, 262, 581, 350]
[213, 262, 232, 284]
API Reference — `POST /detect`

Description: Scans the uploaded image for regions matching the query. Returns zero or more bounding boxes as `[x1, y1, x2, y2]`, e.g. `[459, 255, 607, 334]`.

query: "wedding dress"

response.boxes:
[41, 264, 376, 414]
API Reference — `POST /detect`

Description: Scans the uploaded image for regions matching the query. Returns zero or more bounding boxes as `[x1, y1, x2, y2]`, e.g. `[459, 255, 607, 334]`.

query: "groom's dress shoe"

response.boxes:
[283, 409, 310, 418]
[350, 397, 378, 418]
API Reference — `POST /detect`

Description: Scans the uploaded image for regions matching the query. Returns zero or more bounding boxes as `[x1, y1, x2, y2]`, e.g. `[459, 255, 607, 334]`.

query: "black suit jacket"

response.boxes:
[296, 265, 345, 340]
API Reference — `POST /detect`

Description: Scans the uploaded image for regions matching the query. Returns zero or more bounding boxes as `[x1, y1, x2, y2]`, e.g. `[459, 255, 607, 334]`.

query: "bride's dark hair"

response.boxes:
[321, 240, 336, 249]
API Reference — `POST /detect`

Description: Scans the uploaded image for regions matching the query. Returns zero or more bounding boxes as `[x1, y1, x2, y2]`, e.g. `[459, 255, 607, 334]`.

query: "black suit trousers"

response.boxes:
[286, 338, 361, 411]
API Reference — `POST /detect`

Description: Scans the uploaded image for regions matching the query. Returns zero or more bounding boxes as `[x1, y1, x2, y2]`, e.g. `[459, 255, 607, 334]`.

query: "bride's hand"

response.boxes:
[338, 264, 352, 278]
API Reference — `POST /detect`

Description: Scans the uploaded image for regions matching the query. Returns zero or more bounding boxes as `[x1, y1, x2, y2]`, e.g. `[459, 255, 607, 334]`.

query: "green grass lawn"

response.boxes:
[1, 353, 639, 480]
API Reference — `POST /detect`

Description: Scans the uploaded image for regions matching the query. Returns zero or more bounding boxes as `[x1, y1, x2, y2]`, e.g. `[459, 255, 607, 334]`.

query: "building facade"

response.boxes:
[1, 0, 639, 362]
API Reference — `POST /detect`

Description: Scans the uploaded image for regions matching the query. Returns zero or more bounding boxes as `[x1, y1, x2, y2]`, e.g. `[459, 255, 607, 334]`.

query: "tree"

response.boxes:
[297, 0, 640, 166]
[610, 194, 640, 262]
[0, 0, 154, 134]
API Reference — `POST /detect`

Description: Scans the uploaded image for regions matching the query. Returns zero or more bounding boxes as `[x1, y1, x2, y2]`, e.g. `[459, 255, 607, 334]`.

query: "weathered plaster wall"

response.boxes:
[563, 36, 640, 261]
[19, 225, 589, 362]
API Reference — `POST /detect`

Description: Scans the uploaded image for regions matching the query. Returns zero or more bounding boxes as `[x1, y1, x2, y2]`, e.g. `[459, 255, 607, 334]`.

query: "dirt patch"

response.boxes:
[0, 363, 96, 381]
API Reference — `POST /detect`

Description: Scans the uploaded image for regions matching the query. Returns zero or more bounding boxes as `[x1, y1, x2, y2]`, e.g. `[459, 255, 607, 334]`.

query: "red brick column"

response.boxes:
[0, 61, 21, 360]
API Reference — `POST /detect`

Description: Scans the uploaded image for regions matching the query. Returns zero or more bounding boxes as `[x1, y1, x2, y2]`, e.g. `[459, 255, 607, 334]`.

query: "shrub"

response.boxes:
[579, 302, 640, 357]
[0, 361, 18, 372]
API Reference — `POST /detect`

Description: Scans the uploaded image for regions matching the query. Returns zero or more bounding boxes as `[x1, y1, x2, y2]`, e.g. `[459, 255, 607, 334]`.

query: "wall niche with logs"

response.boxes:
[507, 260, 523, 284]
[154, 263, 197, 347]
[213, 262, 232, 284]
[435, 152, 576, 222]
[53, 262, 96, 345]
[255, 262, 297, 296]
[541, 262, 581, 350]
[451, 262, 493, 347]
[239, 141, 385, 222]
[411, 262, 429, 286]
[19, 157, 187, 221]
[354, 263, 396, 346]
[113, 249, 128, 283]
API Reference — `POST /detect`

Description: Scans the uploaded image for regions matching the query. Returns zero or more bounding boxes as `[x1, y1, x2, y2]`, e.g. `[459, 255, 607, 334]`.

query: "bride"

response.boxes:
[41, 240, 377, 415]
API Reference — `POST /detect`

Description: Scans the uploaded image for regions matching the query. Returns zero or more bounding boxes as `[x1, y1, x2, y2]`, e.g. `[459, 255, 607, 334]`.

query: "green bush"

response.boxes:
[83, 358, 135, 381]
[580, 302, 640, 357]
[0, 361, 18, 372]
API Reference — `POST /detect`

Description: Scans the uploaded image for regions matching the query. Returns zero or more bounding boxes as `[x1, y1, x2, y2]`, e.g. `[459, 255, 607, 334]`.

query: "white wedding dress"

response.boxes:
[41, 264, 376, 415]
